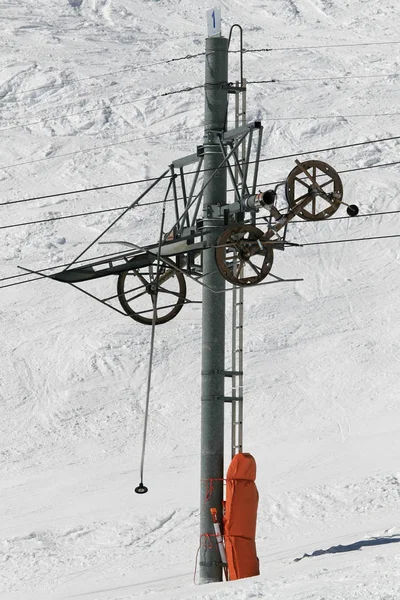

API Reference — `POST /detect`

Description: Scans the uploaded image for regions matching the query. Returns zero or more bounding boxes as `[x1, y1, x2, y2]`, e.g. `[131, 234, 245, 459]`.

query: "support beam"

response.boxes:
[199, 34, 229, 584]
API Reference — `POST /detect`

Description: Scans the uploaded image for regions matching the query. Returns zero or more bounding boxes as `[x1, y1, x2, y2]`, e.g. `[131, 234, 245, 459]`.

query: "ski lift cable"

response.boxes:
[2, 230, 400, 293]
[0, 74, 398, 139]
[2, 201, 400, 233]
[1, 54, 206, 103]
[4, 39, 398, 104]
[248, 73, 400, 85]
[0, 247, 145, 285]
[0, 94, 203, 172]
[1, 159, 400, 232]
[4, 39, 397, 106]
[1, 133, 400, 208]
[2, 105, 400, 135]
[0, 97, 204, 133]
[301, 233, 400, 246]
[238, 40, 400, 53]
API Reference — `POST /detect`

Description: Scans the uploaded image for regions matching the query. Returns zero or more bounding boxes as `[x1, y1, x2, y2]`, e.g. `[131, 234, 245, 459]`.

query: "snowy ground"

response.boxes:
[1, 0, 400, 598]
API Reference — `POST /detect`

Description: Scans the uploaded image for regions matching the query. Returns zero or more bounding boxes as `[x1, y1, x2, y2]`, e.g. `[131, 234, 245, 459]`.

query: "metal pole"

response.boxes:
[199, 34, 228, 584]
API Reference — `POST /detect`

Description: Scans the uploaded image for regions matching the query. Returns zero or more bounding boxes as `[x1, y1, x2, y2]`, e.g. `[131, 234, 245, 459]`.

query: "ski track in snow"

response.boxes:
[1, 0, 400, 599]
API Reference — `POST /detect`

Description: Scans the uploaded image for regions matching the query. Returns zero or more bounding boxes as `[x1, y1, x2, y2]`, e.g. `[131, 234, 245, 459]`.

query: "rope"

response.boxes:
[135, 183, 171, 494]
[193, 533, 215, 585]
[195, 477, 226, 517]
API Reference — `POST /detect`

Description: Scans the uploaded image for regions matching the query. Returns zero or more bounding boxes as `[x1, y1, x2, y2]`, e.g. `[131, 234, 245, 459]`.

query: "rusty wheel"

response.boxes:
[286, 160, 343, 221]
[117, 262, 186, 325]
[215, 224, 274, 286]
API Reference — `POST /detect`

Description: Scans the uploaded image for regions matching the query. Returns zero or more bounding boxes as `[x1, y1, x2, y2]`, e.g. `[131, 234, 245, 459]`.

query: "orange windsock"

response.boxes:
[223, 453, 259, 580]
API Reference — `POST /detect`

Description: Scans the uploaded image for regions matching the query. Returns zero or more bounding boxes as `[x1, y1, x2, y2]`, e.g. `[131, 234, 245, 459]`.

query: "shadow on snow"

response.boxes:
[294, 536, 400, 562]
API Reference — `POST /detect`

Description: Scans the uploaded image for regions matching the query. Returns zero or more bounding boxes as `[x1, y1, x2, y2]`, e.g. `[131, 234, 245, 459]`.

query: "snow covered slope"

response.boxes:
[1, 1, 400, 599]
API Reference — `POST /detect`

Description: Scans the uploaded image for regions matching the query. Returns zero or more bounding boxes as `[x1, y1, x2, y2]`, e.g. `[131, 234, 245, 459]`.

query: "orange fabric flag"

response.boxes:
[223, 453, 259, 580]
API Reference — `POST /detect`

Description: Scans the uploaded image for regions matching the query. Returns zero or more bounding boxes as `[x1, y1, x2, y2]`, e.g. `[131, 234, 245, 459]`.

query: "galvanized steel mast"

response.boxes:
[199, 23, 229, 584]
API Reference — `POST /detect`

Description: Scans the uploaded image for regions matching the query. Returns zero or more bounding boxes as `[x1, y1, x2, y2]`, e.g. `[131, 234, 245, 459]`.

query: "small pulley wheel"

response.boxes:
[117, 261, 187, 325]
[215, 224, 274, 286]
[286, 160, 343, 221]
[135, 483, 148, 494]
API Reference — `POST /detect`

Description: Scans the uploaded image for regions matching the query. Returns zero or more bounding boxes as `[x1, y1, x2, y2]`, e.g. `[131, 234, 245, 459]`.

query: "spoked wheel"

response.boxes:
[286, 160, 343, 220]
[215, 224, 274, 286]
[117, 261, 187, 325]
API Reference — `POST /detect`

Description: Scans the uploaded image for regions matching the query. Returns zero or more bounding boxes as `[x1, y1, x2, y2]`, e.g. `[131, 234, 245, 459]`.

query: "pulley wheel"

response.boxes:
[117, 262, 186, 325]
[215, 224, 274, 286]
[286, 160, 343, 220]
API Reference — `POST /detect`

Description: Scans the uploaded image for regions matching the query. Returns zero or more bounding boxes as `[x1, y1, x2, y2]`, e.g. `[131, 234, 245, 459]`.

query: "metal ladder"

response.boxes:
[231, 282, 244, 457]
[230, 76, 246, 458]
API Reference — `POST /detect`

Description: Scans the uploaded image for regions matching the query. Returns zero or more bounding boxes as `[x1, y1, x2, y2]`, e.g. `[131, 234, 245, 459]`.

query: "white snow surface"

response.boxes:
[1, 1, 400, 598]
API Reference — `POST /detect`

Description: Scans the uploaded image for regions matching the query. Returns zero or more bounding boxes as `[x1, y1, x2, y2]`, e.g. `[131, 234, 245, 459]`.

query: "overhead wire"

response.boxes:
[1, 156, 399, 236]
[248, 73, 400, 85]
[0, 53, 206, 103]
[0, 174, 167, 207]
[0, 96, 196, 133]
[1, 130, 400, 284]
[2, 39, 400, 292]
[3, 39, 400, 103]
[0, 89, 204, 172]
[3, 105, 400, 135]
[4, 39, 398, 104]
[2, 64, 400, 135]
[260, 111, 400, 122]
[1, 63, 399, 170]
[3, 200, 400, 233]
[1, 133, 400, 206]
[2, 156, 400, 265]
[1, 230, 400, 292]
[0, 122, 202, 171]
[301, 233, 400, 246]
[256, 208, 400, 227]
[239, 40, 400, 53]
[0, 247, 145, 286]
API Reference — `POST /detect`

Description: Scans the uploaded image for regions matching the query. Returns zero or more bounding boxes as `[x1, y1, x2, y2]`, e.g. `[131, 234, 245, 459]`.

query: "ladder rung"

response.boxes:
[224, 396, 243, 403]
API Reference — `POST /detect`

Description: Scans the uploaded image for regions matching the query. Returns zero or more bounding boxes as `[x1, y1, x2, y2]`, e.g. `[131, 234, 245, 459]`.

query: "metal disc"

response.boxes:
[135, 483, 148, 494]
[347, 204, 359, 217]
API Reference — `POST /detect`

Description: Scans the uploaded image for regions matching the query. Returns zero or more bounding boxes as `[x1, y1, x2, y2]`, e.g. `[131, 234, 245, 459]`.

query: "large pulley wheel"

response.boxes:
[286, 160, 343, 220]
[215, 224, 274, 286]
[117, 262, 186, 325]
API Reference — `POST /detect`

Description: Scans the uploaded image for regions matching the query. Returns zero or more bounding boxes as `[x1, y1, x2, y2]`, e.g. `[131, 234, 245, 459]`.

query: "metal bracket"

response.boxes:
[225, 84, 246, 93]
[201, 396, 225, 403]
[206, 204, 224, 218]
